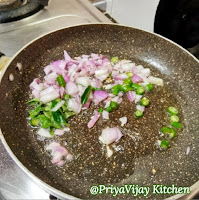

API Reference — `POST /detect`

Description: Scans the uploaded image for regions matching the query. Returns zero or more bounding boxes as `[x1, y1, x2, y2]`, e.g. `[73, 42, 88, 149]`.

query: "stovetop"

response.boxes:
[0, 0, 111, 199]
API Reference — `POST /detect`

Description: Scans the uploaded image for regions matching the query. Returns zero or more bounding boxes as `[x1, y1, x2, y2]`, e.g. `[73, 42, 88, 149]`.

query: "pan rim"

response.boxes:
[0, 23, 198, 200]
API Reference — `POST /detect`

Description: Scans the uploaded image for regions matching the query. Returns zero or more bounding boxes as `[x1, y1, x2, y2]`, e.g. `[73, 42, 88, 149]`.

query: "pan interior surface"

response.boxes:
[0, 24, 198, 199]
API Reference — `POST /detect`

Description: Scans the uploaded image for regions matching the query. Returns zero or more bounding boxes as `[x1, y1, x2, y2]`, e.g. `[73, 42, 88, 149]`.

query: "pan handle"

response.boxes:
[0, 52, 10, 75]
[0, 52, 5, 58]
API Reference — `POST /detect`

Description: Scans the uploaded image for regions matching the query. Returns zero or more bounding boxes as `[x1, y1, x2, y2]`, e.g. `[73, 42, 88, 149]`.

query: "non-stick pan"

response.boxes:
[0, 24, 198, 200]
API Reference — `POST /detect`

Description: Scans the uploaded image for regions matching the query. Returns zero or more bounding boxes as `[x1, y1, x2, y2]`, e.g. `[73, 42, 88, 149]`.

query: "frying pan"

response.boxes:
[0, 24, 199, 200]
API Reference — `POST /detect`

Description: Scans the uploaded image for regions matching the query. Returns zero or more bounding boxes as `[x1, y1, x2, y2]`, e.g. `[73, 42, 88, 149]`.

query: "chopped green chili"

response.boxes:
[123, 78, 133, 86]
[134, 110, 143, 118]
[37, 115, 52, 129]
[81, 86, 93, 105]
[99, 108, 104, 114]
[111, 57, 119, 64]
[168, 106, 178, 115]
[57, 75, 66, 87]
[110, 101, 118, 110]
[161, 127, 176, 138]
[145, 83, 153, 91]
[140, 97, 150, 106]
[30, 118, 39, 127]
[136, 86, 145, 95]
[168, 129, 177, 138]
[131, 83, 140, 90]
[27, 98, 41, 105]
[160, 140, 169, 150]
[171, 122, 182, 129]
[126, 72, 133, 78]
[50, 127, 54, 136]
[29, 103, 42, 118]
[112, 84, 123, 95]
[170, 115, 179, 123]
[122, 85, 133, 93]
[63, 94, 70, 100]
[106, 106, 112, 112]
[161, 126, 172, 134]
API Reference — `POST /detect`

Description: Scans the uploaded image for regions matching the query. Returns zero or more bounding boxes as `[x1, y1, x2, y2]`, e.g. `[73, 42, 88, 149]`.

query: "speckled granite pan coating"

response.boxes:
[0, 24, 198, 199]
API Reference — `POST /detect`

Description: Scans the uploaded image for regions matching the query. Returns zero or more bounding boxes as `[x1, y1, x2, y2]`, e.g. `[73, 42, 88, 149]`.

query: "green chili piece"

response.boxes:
[63, 94, 70, 100]
[160, 140, 170, 150]
[140, 97, 150, 106]
[57, 75, 66, 87]
[126, 72, 133, 78]
[168, 129, 177, 138]
[27, 98, 41, 105]
[136, 86, 145, 95]
[29, 103, 42, 118]
[112, 84, 123, 95]
[106, 106, 113, 112]
[50, 127, 54, 136]
[168, 107, 178, 115]
[44, 103, 52, 111]
[81, 86, 93, 105]
[30, 118, 39, 127]
[63, 111, 76, 119]
[59, 112, 69, 127]
[122, 85, 134, 93]
[131, 83, 140, 90]
[110, 101, 118, 110]
[99, 108, 104, 114]
[161, 126, 172, 134]
[123, 78, 133, 86]
[93, 88, 101, 91]
[51, 98, 62, 109]
[134, 110, 143, 118]
[111, 57, 119, 64]
[170, 115, 179, 123]
[37, 115, 52, 129]
[171, 122, 182, 129]
[44, 111, 62, 128]
[161, 127, 177, 138]
[145, 83, 153, 91]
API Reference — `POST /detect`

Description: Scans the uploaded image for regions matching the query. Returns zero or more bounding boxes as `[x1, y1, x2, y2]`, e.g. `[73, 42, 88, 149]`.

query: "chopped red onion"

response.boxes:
[118, 91, 124, 97]
[119, 117, 127, 126]
[114, 73, 128, 81]
[40, 90, 60, 104]
[93, 90, 108, 105]
[37, 128, 52, 138]
[94, 69, 109, 81]
[66, 81, 78, 96]
[135, 94, 142, 104]
[102, 110, 109, 120]
[54, 129, 65, 136]
[83, 101, 91, 109]
[140, 68, 150, 78]
[100, 127, 123, 145]
[136, 105, 145, 112]
[59, 87, 65, 99]
[127, 91, 135, 102]
[68, 98, 81, 113]
[132, 74, 143, 83]
[88, 110, 100, 128]
[90, 78, 102, 88]
[76, 76, 91, 87]
[63, 75, 70, 83]
[64, 50, 72, 62]
[117, 97, 123, 104]
[148, 76, 164, 86]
